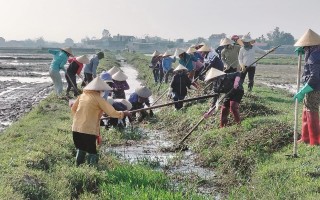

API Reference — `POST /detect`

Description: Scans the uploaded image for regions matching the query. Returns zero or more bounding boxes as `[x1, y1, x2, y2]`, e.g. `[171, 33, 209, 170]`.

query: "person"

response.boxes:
[158, 54, 164, 83]
[220, 38, 241, 73]
[215, 38, 225, 59]
[197, 44, 224, 72]
[169, 64, 195, 110]
[176, 48, 198, 80]
[107, 66, 120, 76]
[112, 71, 129, 99]
[71, 77, 131, 166]
[193, 44, 205, 80]
[150, 50, 161, 83]
[238, 34, 273, 91]
[128, 86, 153, 122]
[83, 51, 104, 84]
[293, 29, 320, 145]
[203, 68, 244, 127]
[48, 47, 73, 96]
[100, 71, 114, 99]
[162, 51, 176, 83]
[108, 98, 132, 128]
[65, 55, 90, 97]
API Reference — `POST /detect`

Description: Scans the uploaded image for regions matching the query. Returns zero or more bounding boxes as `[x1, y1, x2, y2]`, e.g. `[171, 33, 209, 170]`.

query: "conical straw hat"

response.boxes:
[197, 44, 211, 52]
[107, 66, 120, 76]
[84, 77, 112, 91]
[112, 71, 128, 81]
[60, 47, 73, 56]
[186, 47, 197, 54]
[135, 86, 152, 98]
[220, 38, 232, 46]
[204, 68, 226, 82]
[162, 51, 172, 57]
[114, 99, 132, 110]
[174, 48, 185, 57]
[106, 97, 114, 105]
[100, 71, 113, 82]
[198, 42, 206, 46]
[294, 29, 320, 47]
[76, 55, 90, 64]
[173, 64, 188, 72]
[151, 50, 160, 57]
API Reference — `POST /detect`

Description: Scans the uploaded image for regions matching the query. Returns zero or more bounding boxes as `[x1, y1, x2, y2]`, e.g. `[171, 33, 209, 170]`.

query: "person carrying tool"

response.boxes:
[65, 55, 90, 97]
[102, 98, 132, 129]
[176, 48, 198, 80]
[128, 86, 153, 122]
[83, 51, 104, 85]
[111, 71, 129, 99]
[220, 38, 241, 73]
[203, 68, 244, 127]
[71, 77, 131, 166]
[48, 47, 73, 96]
[100, 71, 114, 99]
[293, 29, 320, 145]
[150, 50, 161, 83]
[238, 34, 274, 92]
[162, 51, 176, 83]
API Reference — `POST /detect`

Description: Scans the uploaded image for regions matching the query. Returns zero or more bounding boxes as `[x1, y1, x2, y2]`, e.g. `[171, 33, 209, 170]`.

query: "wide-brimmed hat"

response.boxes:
[240, 35, 255, 43]
[135, 86, 152, 98]
[151, 50, 160, 57]
[204, 68, 226, 82]
[162, 51, 172, 57]
[173, 64, 188, 72]
[76, 55, 90, 64]
[294, 29, 320, 47]
[107, 66, 120, 76]
[100, 71, 113, 82]
[186, 47, 197, 54]
[112, 71, 128, 81]
[198, 42, 206, 47]
[84, 77, 112, 91]
[106, 97, 114, 105]
[220, 38, 232, 46]
[197, 44, 211, 52]
[174, 48, 185, 57]
[61, 47, 73, 56]
[114, 99, 132, 110]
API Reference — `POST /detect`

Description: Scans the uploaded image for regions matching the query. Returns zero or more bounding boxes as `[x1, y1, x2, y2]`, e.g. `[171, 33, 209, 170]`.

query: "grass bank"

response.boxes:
[123, 52, 320, 199]
[0, 52, 205, 199]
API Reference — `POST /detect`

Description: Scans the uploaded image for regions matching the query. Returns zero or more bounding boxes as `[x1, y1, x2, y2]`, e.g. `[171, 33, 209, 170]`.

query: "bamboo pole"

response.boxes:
[293, 54, 302, 157]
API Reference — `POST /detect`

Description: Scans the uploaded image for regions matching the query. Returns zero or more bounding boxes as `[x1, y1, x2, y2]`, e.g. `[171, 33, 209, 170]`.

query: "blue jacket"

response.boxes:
[162, 56, 176, 72]
[48, 49, 68, 72]
[179, 53, 197, 72]
[303, 47, 320, 91]
[84, 55, 100, 76]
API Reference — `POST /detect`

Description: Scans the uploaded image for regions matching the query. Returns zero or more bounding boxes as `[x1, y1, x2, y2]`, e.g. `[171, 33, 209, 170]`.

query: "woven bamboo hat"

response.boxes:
[112, 71, 128, 81]
[174, 48, 185, 57]
[186, 47, 197, 54]
[197, 44, 211, 52]
[204, 68, 226, 82]
[114, 99, 132, 110]
[135, 86, 152, 98]
[76, 55, 90, 64]
[60, 47, 73, 56]
[100, 71, 113, 82]
[84, 77, 112, 91]
[173, 64, 188, 72]
[162, 51, 173, 57]
[151, 50, 160, 57]
[220, 38, 232, 46]
[106, 97, 114, 105]
[107, 66, 120, 76]
[294, 29, 320, 47]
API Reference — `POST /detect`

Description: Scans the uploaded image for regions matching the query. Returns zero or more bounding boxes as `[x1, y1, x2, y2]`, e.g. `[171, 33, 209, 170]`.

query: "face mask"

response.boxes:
[100, 91, 105, 97]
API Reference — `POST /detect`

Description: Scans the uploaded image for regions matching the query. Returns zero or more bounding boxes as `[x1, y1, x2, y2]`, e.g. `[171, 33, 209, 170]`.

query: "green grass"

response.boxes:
[123, 52, 320, 199]
[258, 54, 298, 65]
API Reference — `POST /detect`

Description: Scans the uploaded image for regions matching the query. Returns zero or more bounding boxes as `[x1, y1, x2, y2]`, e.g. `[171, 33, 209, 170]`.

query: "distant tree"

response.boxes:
[35, 37, 45, 47]
[256, 34, 267, 43]
[188, 37, 206, 45]
[64, 38, 74, 46]
[81, 36, 90, 44]
[266, 27, 294, 46]
[0, 37, 5, 44]
[102, 29, 111, 39]
[208, 33, 226, 41]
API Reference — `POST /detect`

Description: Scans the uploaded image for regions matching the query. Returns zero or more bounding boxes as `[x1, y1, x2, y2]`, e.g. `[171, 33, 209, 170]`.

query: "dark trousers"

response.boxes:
[152, 69, 159, 83]
[164, 69, 173, 83]
[84, 73, 93, 84]
[173, 94, 185, 110]
[73, 132, 97, 154]
[65, 73, 79, 96]
[241, 66, 256, 90]
[159, 68, 164, 83]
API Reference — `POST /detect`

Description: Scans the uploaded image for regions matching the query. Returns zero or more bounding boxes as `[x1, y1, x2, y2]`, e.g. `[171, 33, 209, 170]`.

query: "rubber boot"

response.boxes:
[87, 154, 99, 167]
[306, 111, 320, 145]
[230, 101, 241, 124]
[220, 106, 229, 128]
[76, 149, 86, 166]
[298, 109, 309, 143]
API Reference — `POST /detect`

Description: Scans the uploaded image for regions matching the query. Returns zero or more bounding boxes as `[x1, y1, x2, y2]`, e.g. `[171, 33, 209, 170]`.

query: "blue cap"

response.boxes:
[100, 71, 113, 82]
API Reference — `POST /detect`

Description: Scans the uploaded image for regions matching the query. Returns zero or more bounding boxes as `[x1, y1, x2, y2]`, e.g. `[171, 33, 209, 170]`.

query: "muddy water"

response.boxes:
[106, 59, 217, 196]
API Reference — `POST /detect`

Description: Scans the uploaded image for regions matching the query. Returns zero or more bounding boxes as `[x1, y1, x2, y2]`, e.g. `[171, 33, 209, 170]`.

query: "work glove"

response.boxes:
[233, 76, 240, 89]
[294, 47, 305, 56]
[149, 109, 154, 117]
[203, 109, 214, 119]
[294, 84, 313, 102]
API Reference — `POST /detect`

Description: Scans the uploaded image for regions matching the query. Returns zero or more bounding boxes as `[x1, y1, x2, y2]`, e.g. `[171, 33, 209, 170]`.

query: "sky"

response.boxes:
[0, 0, 319, 43]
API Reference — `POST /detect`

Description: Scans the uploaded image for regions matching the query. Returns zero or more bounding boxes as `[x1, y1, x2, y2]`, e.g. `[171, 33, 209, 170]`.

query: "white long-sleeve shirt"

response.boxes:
[238, 46, 266, 67]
